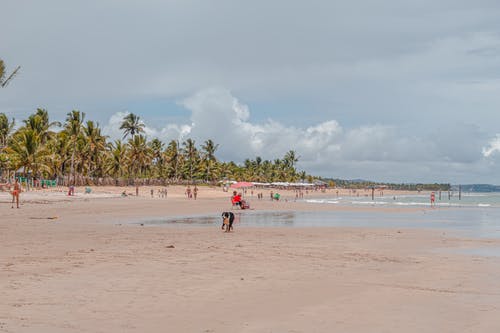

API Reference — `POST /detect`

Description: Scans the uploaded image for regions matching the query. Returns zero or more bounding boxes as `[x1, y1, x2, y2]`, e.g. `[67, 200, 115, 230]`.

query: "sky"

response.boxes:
[2, 0, 500, 184]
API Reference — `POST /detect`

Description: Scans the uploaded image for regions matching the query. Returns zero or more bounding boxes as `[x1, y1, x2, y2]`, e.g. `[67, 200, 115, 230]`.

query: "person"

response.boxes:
[135, 185, 139, 196]
[185, 186, 191, 199]
[221, 211, 235, 232]
[231, 191, 242, 208]
[11, 178, 21, 208]
[150, 188, 154, 198]
[430, 192, 436, 207]
[68, 184, 75, 196]
[193, 186, 198, 200]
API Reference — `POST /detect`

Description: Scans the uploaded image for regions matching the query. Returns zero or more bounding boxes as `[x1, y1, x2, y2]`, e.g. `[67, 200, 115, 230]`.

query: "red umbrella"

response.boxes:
[230, 181, 254, 188]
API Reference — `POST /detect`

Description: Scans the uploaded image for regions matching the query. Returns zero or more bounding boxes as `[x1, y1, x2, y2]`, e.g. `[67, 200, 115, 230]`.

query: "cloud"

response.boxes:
[3, 1, 500, 183]
[101, 88, 498, 183]
[483, 135, 500, 157]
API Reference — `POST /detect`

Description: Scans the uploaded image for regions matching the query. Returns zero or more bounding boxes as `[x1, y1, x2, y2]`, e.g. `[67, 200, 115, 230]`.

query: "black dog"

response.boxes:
[221, 212, 235, 232]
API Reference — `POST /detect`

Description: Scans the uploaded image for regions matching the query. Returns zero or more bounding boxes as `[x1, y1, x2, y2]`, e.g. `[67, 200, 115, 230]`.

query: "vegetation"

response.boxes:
[0, 58, 20, 88]
[325, 178, 451, 191]
[0, 110, 311, 186]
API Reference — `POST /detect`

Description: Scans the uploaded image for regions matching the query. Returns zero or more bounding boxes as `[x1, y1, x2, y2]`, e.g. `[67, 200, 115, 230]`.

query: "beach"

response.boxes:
[1, 186, 500, 332]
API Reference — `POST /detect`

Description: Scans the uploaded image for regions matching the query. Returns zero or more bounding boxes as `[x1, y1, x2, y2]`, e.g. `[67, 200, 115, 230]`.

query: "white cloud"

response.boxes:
[483, 135, 500, 157]
[102, 111, 129, 140]
[100, 88, 498, 183]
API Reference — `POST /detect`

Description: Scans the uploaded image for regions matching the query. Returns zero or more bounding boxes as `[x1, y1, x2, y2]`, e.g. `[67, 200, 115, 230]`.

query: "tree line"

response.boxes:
[328, 179, 451, 191]
[0, 109, 312, 186]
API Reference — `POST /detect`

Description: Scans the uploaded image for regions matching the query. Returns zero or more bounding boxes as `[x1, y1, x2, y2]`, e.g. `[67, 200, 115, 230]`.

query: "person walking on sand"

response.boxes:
[11, 178, 21, 208]
[193, 186, 198, 200]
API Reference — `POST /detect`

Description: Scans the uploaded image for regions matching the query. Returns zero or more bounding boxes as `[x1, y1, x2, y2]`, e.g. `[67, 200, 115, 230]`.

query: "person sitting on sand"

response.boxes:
[231, 191, 242, 208]
[11, 178, 21, 208]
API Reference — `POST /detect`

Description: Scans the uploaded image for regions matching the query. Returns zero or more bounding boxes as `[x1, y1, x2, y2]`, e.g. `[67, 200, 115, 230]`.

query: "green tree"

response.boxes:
[127, 134, 151, 182]
[64, 110, 85, 184]
[8, 129, 47, 179]
[0, 113, 15, 147]
[182, 138, 198, 182]
[165, 140, 181, 181]
[82, 121, 107, 178]
[149, 138, 165, 179]
[106, 140, 127, 180]
[201, 139, 219, 182]
[23, 108, 60, 144]
[120, 113, 145, 139]
[0, 59, 20, 88]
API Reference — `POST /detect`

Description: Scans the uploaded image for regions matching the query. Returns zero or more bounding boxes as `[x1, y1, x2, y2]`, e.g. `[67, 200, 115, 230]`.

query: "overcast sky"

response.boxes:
[2, 0, 500, 184]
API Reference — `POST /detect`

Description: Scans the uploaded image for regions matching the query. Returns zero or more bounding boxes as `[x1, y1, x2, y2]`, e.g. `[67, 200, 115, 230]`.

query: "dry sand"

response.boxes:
[1, 186, 500, 332]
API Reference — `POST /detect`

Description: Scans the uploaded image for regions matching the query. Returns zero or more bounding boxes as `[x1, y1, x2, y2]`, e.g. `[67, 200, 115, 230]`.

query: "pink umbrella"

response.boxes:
[230, 181, 254, 188]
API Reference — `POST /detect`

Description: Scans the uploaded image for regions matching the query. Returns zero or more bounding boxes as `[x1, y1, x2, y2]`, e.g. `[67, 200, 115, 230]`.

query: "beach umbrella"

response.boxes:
[230, 181, 254, 188]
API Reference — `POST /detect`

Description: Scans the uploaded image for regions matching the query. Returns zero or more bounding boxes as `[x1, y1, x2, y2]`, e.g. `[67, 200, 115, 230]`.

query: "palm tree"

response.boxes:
[0, 59, 20, 88]
[201, 139, 219, 182]
[8, 128, 47, 180]
[149, 138, 165, 179]
[283, 150, 299, 169]
[106, 140, 127, 181]
[182, 138, 198, 183]
[1, 108, 315, 185]
[119, 113, 145, 139]
[64, 110, 85, 184]
[165, 140, 181, 181]
[0, 113, 15, 147]
[82, 121, 107, 179]
[23, 108, 60, 144]
[127, 135, 151, 183]
[298, 171, 307, 183]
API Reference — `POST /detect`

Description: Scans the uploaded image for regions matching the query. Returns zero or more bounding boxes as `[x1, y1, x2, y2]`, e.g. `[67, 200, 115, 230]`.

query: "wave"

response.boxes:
[305, 196, 499, 208]
[351, 201, 388, 205]
[305, 199, 339, 204]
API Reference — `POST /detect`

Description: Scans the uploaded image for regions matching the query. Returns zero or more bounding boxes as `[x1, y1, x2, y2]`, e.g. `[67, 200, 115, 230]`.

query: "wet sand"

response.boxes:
[1, 186, 500, 332]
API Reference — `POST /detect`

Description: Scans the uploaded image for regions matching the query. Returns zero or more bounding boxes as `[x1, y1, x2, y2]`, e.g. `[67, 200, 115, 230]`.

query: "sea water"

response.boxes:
[305, 192, 500, 208]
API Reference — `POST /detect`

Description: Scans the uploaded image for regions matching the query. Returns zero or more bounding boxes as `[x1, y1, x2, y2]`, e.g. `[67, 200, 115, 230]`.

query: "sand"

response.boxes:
[1, 186, 500, 332]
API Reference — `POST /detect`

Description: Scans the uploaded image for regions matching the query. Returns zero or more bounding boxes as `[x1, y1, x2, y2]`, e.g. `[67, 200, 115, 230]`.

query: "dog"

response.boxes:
[221, 211, 235, 232]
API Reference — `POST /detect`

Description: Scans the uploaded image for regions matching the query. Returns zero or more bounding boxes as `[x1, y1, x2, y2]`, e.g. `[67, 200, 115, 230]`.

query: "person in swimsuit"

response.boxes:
[11, 179, 21, 208]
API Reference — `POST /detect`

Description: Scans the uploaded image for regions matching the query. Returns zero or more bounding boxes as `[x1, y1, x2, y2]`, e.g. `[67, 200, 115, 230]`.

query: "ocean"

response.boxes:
[305, 192, 500, 208]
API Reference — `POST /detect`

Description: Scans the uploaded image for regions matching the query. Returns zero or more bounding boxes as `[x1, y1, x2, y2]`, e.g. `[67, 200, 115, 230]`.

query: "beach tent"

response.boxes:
[230, 181, 254, 189]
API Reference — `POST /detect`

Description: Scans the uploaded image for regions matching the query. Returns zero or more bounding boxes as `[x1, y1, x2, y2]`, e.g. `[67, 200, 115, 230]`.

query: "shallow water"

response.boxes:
[306, 192, 500, 208]
[444, 247, 500, 257]
[140, 207, 500, 239]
